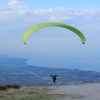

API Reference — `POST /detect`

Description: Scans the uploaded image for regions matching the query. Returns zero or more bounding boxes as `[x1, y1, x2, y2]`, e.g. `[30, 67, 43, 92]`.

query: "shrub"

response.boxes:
[0, 84, 21, 91]
[6, 84, 12, 88]
[0, 85, 7, 91]
[12, 84, 21, 89]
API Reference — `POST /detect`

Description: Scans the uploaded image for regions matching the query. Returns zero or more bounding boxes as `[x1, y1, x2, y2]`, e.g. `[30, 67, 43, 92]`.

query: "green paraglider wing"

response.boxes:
[22, 22, 86, 44]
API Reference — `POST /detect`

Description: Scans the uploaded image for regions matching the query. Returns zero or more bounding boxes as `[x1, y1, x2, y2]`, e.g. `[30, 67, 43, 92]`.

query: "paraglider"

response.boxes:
[50, 74, 59, 84]
[22, 22, 86, 44]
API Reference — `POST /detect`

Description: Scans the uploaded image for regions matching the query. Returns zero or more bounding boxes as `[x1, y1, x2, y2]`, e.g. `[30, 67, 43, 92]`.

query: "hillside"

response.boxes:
[0, 57, 100, 86]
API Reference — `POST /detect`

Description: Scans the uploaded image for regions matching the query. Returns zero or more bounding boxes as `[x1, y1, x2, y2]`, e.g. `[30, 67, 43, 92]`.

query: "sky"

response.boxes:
[0, 0, 100, 72]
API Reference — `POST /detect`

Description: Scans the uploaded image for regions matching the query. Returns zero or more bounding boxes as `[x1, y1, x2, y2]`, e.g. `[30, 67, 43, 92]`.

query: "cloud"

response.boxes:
[1, 7, 100, 22]
[8, 0, 27, 6]
[0, 7, 100, 39]
[0, 7, 100, 35]
[33, 8, 75, 21]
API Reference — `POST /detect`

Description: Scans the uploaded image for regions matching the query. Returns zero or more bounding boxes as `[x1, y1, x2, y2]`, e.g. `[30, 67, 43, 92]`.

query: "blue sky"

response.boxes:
[0, 0, 100, 72]
[28, 0, 100, 10]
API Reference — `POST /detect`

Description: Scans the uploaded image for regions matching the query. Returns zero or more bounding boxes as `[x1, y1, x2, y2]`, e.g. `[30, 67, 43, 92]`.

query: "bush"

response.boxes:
[6, 84, 12, 88]
[12, 84, 21, 89]
[0, 84, 21, 91]
[0, 85, 7, 91]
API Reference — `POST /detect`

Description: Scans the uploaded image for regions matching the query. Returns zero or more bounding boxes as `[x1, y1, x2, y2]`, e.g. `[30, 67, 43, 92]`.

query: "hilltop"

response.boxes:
[0, 82, 100, 100]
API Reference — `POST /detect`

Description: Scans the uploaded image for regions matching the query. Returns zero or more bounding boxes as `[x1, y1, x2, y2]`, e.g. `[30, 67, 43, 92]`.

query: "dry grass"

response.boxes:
[0, 86, 84, 100]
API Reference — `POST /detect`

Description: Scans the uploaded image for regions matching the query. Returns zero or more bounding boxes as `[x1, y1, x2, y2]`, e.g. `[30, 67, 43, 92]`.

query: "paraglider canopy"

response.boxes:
[22, 22, 86, 44]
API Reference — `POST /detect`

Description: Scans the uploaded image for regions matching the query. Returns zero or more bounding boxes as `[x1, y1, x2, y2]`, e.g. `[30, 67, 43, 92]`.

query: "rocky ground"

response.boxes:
[48, 82, 100, 100]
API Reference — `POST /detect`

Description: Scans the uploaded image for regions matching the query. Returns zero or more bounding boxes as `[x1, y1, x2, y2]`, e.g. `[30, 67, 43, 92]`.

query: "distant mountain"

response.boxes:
[0, 57, 100, 86]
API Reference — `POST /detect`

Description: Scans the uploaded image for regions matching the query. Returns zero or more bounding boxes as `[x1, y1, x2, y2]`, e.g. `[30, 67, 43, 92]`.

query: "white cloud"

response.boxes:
[0, 7, 100, 37]
[8, 0, 27, 6]
[33, 8, 75, 21]
[1, 7, 100, 22]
